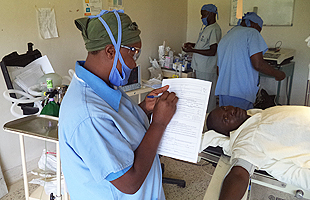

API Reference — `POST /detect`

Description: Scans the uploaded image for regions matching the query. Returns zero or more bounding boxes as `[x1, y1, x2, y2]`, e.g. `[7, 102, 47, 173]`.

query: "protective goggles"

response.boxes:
[121, 45, 141, 61]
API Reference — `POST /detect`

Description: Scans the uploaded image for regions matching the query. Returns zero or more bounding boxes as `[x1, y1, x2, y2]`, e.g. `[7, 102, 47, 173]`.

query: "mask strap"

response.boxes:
[88, 9, 124, 19]
[239, 12, 252, 27]
[237, 17, 251, 27]
[88, 10, 109, 19]
[206, 13, 210, 20]
[245, 19, 251, 27]
[88, 9, 124, 51]
[98, 11, 122, 69]
[203, 9, 219, 20]
[88, 9, 127, 76]
[237, 19, 242, 26]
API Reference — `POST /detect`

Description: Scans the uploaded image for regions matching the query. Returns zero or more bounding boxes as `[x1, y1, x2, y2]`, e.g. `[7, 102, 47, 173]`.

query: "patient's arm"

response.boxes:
[219, 166, 250, 200]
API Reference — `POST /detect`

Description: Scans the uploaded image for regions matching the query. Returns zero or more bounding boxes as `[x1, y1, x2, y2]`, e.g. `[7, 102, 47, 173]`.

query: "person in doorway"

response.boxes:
[206, 105, 310, 200]
[215, 12, 285, 110]
[58, 10, 178, 200]
[182, 4, 222, 113]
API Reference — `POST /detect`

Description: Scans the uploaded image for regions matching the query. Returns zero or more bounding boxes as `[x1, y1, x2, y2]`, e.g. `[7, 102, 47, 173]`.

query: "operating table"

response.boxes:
[199, 146, 310, 200]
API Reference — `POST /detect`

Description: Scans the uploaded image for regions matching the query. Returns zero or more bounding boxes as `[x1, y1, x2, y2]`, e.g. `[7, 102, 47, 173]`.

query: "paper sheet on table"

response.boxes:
[157, 78, 211, 163]
[10, 55, 55, 78]
[36, 8, 59, 39]
[9, 55, 55, 92]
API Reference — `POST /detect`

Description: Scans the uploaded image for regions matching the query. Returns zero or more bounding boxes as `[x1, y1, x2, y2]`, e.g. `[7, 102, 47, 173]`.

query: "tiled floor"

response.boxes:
[0, 157, 215, 200]
[161, 157, 215, 200]
[2, 157, 306, 200]
[1, 174, 40, 200]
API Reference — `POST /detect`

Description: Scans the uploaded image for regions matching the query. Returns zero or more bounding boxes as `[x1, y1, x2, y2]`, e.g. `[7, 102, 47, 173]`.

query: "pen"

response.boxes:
[147, 95, 161, 98]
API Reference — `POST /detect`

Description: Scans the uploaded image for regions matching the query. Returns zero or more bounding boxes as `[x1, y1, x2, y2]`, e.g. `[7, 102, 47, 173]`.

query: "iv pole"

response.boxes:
[305, 64, 310, 106]
[305, 36, 310, 106]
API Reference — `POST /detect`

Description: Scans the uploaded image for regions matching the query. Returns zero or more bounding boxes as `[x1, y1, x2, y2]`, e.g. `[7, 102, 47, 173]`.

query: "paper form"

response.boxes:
[157, 78, 211, 163]
[36, 8, 59, 39]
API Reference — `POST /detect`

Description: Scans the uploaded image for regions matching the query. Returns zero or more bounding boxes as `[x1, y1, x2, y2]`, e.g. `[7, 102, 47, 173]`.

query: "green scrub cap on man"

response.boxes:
[75, 12, 141, 52]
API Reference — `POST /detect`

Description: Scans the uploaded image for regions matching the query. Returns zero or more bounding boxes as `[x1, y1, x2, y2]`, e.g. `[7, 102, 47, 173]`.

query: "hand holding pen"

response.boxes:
[147, 95, 161, 98]
[151, 89, 178, 127]
[146, 85, 167, 100]
[139, 85, 169, 116]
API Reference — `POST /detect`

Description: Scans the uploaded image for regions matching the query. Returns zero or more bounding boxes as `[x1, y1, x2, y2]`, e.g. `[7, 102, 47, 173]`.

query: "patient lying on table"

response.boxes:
[206, 105, 310, 200]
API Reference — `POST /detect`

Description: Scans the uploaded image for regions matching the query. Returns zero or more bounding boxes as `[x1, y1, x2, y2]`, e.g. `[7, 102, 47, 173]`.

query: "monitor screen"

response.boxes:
[119, 65, 141, 92]
[127, 67, 139, 85]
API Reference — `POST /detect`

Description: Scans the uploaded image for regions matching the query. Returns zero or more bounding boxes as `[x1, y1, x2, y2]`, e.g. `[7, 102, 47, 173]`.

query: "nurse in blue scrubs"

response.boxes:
[215, 12, 285, 110]
[58, 10, 178, 200]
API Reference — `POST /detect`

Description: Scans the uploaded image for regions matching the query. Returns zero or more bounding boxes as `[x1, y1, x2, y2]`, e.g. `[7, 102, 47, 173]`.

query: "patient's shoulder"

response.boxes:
[247, 108, 262, 116]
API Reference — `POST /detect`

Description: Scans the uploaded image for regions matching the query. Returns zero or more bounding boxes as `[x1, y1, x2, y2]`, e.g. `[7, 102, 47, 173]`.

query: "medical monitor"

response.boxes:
[119, 65, 141, 92]
[263, 48, 295, 65]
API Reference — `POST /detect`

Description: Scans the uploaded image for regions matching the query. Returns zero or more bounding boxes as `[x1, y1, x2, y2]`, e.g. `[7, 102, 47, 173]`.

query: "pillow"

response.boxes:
[199, 130, 231, 155]
[200, 109, 261, 156]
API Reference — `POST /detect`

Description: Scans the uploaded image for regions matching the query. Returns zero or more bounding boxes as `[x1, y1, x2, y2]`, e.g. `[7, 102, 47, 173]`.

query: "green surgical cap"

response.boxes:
[75, 12, 141, 52]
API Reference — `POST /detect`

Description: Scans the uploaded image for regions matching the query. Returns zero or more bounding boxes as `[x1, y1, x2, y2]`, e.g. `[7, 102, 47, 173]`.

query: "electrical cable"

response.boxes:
[62, 69, 75, 85]
[3, 89, 44, 104]
[28, 84, 45, 97]
[275, 41, 282, 51]
[199, 159, 214, 177]
[3, 90, 44, 117]
[10, 97, 28, 118]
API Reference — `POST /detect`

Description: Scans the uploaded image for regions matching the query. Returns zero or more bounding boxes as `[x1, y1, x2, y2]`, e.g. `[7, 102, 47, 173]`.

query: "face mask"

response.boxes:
[89, 9, 133, 86]
[108, 56, 132, 86]
[202, 14, 209, 26]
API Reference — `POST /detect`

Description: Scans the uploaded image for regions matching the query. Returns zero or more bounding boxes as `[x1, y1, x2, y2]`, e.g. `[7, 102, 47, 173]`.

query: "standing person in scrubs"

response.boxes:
[215, 12, 285, 110]
[182, 4, 222, 113]
[58, 10, 178, 200]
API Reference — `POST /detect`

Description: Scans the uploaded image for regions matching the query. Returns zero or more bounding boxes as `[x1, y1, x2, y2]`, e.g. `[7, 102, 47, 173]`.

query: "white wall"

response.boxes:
[187, 0, 310, 105]
[0, 0, 86, 186]
[0, 0, 187, 185]
[121, 0, 188, 78]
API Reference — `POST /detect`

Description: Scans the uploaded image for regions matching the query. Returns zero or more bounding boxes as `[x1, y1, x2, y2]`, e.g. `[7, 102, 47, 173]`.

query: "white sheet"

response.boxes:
[199, 130, 230, 155]
[201, 106, 310, 192]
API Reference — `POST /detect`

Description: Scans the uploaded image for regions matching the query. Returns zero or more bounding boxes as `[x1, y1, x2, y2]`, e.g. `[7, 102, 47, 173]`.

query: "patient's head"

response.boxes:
[207, 106, 250, 136]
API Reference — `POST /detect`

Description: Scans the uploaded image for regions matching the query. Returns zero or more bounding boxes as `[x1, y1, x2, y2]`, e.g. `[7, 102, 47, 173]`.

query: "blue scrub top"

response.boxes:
[58, 61, 165, 200]
[215, 26, 268, 103]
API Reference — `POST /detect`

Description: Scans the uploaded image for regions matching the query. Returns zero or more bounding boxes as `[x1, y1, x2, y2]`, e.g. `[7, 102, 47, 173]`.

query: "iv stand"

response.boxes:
[305, 35, 310, 106]
[305, 64, 310, 106]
